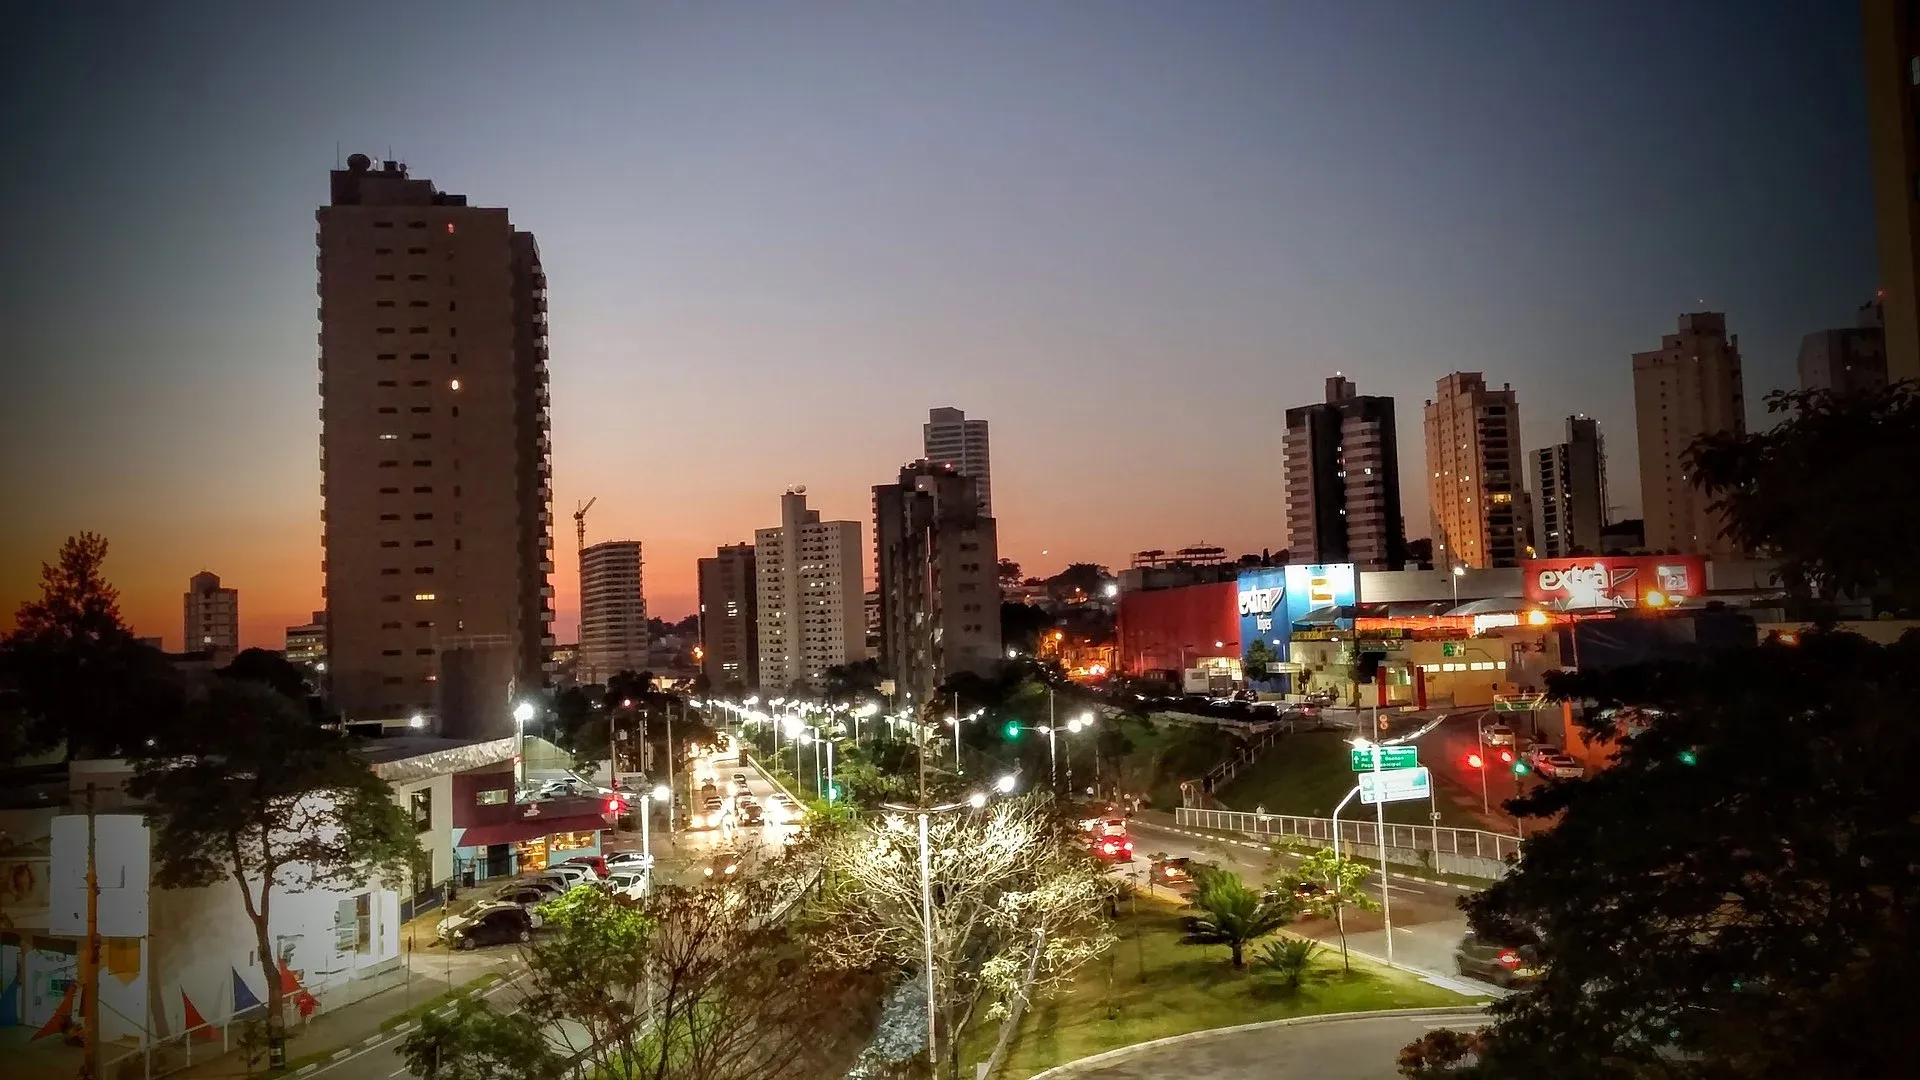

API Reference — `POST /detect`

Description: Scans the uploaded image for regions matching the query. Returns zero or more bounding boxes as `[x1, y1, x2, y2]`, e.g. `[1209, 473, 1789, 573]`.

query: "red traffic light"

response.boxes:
[1497, 749, 1514, 764]
[605, 797, 627, 813]
[1466, 753, 1485, 769]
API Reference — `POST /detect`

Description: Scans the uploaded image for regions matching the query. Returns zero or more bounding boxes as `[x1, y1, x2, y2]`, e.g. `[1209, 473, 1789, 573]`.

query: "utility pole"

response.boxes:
[665, 702, 677, 833]
[80, 783, 100, 1080]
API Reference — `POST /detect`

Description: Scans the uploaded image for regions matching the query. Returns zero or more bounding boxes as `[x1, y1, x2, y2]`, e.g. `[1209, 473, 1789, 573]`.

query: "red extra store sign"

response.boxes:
[1522, 555, 1707, 609]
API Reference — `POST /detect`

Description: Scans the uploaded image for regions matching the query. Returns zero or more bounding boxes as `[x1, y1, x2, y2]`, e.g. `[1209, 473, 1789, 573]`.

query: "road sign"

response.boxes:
[1358, 766, 1431, 805]
[1492, 693, 1548, 713]
[1350, 745, 1419, 772]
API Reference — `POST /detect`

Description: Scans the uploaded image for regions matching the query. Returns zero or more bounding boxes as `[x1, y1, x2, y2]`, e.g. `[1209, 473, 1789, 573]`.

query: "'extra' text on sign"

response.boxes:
[1357, 766, 1431, 805]
[1238, 586, 1283, 633]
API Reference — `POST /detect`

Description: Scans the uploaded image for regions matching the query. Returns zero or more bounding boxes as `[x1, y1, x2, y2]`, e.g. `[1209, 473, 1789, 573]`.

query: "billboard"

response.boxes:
[1236, 563, 1358, 664]
[1523, 555, 1708, 610]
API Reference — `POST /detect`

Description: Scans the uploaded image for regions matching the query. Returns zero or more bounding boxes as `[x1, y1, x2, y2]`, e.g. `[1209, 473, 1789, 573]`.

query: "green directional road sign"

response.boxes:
[1358, 766, 1431, 805]
[1350, 745, 1419, 772]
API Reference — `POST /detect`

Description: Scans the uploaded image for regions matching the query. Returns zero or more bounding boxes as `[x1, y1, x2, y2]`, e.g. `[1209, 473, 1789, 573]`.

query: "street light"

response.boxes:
[1450, 564, 1466, 608]
[511, 701, 536, 787]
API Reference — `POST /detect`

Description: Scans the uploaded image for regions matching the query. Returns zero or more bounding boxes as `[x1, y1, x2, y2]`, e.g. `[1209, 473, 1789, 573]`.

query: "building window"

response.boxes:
[413, 539, 434, 547]
[414, 592, 436, 601]
[382, 649, 402, 656]
[380, 540, 400, 548]
[476, 788, 509, 806]
[334, 893, 373, 952]
[376, 299, 395, 308]
[408, 326, 428, 334]
[409, 788, 433, 832]
[407, 247, 427, 255]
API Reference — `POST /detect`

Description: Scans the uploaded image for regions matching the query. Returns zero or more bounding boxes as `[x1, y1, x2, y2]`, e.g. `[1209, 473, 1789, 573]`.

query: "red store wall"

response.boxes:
[1117, 582, 1240, 675]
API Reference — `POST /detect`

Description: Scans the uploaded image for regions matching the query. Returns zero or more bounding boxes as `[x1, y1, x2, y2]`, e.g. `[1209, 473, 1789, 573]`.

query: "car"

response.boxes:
[703, 851, 743, 881]
[1092, 834, 1134, 862]
[695, 796, 729, 829]
[732, 772, 749, 784]
[531, 864, 596, 890]
[1522, 744, 1561, 771]
[1266, 879, 1324, 916]
[606, 871, 649, 899]
[439, 902, 535, 950]
[1151, 856, 1193, 885]
[765, 793, 798, 823]
[1543, 754, 1584, 778]
[731, 778, 752, 796]
[738, 802, 764, 826]
[563, 855, 609, 879]
[536, 777, 589, 799]
[1480, 723, 1516, 747]
[1454, 931, 1543, 987]
[605, 850, 655, 873]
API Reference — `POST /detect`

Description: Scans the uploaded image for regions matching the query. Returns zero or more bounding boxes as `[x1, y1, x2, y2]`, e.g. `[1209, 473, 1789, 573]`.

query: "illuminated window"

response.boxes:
[414, 592, 436, 601]
[449, 379, 461, 391]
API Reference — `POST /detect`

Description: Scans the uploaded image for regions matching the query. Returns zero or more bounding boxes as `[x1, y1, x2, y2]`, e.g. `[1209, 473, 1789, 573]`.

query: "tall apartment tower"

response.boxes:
[1530, 416, 1609, 558]
[874, 461, 1003, 704]
[1283, 376, 1407, 570]
[1632, 313, 1747, 556]
[318, 155, 554, 731]
[697, 543, 758, 692]
[1796, 300, 1888, 394]
[284, 610, 327, 668]
[1864, 0, 1920, 384]
[754, 488, 866, 694]
[183, 571, 239, 656]
[1423, 373, 1525, 569]
[578, 540, 647, 686]
[923, 407, 993, 516]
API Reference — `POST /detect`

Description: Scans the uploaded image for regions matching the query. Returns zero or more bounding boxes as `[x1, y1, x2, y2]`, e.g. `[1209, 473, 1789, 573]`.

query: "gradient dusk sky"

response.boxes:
[0, 1, 1875, 650]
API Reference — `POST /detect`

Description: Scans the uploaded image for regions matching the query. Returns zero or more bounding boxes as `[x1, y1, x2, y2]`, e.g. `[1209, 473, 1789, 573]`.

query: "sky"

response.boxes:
[0, 1, 1876, 651]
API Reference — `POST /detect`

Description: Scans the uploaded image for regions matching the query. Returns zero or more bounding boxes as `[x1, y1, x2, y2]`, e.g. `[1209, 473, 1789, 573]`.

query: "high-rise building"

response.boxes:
[319, 155, 554, 731]
[874, 461, 1003, 703]
[697, 543, 758, 692]
[754, 488, 866, 694]
[1423, 373, 1525, 569]
[284, 610, 327, 668]
[1530, 416, 1609, 558]
[1283, 376, 1407, 571]
[923, 407, 993, 516]
[578, 540, 647, 686]
[183, 571, 239, 657]
[1864, 0, 1920, 384]
[1796, 300, 1888, 394]
[1632, 313, 1747, 556]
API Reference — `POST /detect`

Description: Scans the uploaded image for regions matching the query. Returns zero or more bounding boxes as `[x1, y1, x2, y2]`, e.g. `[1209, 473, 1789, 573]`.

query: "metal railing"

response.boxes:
[1175, 805, 1522, 877]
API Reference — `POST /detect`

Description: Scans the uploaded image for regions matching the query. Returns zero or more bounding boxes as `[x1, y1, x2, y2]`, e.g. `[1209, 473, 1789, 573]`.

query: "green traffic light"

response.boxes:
[1511, 762, 1530, 776]
[1003, 720, 1021, 739]
[1677, 749, 1699, 766]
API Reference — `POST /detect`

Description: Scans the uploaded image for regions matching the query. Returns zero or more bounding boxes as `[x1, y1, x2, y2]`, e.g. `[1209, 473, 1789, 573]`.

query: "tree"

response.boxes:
[1044, 563, 1112, 603]
[399, 995, 565, 1079]
[129, 682, 419, 1061]
[1292, 847, 1380, 972]
[1180, 869, 1293, 968]
[816, 794, 1114, 1079]
[821, 658, 885, 706]
[999, 602, 1054, 655]
[220, 648, 314, 702]
[1242, 640, 1278, 682]
[1413, 630, 1920, 1079]
[1256, 936, 1321, 993]
[516, 883, 655, 1077]
[1, 533, 185, 761]
[997, 559, 1022, 587]
[1688, 382, 1920, 613]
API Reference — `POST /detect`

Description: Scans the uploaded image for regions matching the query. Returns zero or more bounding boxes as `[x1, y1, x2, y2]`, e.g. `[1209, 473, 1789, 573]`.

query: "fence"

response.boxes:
[1174, 805, 1521, 879]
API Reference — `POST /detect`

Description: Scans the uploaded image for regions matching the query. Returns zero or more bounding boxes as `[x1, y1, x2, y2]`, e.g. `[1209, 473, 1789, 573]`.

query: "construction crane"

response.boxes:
[574, 497, 596, 555]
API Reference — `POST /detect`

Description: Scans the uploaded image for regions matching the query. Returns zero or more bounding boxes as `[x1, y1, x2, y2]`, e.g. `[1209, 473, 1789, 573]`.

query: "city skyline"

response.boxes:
[0, 2, 1876, 649]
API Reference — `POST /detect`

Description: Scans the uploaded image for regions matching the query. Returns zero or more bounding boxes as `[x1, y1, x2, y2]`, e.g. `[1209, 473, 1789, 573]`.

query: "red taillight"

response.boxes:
[1496, 950, 1520, 966]
[1163, 867, 1176, 877]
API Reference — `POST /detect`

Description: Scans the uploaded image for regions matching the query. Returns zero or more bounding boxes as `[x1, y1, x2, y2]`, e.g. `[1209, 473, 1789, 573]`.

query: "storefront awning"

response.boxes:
[456, 814, 608, 848]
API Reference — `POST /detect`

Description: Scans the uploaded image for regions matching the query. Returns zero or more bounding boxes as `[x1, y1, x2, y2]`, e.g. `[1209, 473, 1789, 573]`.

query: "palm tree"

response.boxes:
[1181, 870, 1295, 968]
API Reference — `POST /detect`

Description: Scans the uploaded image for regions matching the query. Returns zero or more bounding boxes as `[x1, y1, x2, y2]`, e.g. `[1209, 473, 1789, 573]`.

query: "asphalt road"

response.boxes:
[1054, 1009, 1488, 1080]
[1113, 816, 1497, 996]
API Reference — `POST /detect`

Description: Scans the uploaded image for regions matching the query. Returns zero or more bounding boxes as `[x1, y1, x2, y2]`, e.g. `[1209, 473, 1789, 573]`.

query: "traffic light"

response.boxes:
[1003, 720, 1022, 740]
[605, 796, 627, 814]
[825, 782, 843, 803]
[1466, 752, 1485, 769]
[1511, 760, 1531, 776]
[1677, 749, 1699, 766]
[1496, 749, 1514, 764]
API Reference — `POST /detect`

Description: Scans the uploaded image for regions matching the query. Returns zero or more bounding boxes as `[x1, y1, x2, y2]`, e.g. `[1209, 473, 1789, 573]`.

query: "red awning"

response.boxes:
[457, 814, 608, 848]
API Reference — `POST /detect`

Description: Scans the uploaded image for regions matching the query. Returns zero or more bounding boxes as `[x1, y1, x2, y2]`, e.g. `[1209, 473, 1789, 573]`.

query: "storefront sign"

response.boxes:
[1284, 563, 1357, 625]
[1236, 567, 1289, 644]
[1523, 556, 1707, 609]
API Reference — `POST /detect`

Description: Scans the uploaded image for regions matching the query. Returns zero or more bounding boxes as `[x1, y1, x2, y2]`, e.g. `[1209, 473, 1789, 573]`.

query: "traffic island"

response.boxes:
[960, 895, 1487, 1079]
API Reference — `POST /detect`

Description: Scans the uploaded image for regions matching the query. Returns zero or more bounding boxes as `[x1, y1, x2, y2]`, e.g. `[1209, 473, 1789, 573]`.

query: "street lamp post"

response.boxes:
[638, 784, 671, 892]
[511, 701, 535, 789]
[1450, 564, 1465, 608]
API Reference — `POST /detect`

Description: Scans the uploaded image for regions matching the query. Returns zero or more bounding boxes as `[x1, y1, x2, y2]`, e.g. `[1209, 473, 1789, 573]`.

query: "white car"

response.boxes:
[1522, 745, 1562, 772]
[531, 864, 596, 891]
[605, 850, 654, 873]
[606, 871, 649, 899]
[1481, 723, 1516, 747]
[1542, 754, 1584, 778]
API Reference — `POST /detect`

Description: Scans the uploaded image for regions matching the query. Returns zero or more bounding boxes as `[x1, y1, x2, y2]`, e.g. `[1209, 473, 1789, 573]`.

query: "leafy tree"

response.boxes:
[999, 602, 1054, 655]
[129, 681, 419, 1061]
[821, 657, 885, 705]
[1, 533, 185, 761]
[1242, 639, 1278, 681]
[1292, 847, 1380, 972]
[399, 995, 565, 1079]
[1180, 869, 1294, 968]
[516, 884, 654, 1076]
[1688, 382, 1920, 613]
[1414, 630, 1920, 1079]
[220, 648, 314, 702]
[1044, 562, 1112, 602]
[1256, 936, 1320, 993]
[817, 794, 1114, 1079]
[996, 559, 1022, 586]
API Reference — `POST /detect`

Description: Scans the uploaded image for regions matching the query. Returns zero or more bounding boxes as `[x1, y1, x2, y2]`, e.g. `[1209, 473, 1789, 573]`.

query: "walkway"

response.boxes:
[1037, 1008, 1486, 1080]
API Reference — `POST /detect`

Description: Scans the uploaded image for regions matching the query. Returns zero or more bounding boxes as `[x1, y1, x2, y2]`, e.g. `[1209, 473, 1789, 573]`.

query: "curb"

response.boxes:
[1023, 1005, 1488, 1080]
[1134, 820, 1480, 892]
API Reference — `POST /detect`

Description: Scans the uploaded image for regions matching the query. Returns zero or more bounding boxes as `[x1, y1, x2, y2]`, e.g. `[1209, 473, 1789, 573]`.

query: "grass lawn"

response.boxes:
[960, 896, 1485, 1079]
[1217, 732, 1486, 830]
[376, 971, 503, 1032]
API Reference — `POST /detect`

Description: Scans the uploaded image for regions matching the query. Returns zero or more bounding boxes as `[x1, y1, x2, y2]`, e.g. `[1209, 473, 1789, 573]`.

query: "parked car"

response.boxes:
[606, 871, 649, 899]
[531, 864, 596, 891]
[482, 883, 558, 913]
[1542, 754, 1584, 778]
[1480, 723, 1516, 747]
[563, 855, 609, 879]
[439, 902, 535, 950]
[605, 850, 655, 873]
[1454, 931, 1543, 987]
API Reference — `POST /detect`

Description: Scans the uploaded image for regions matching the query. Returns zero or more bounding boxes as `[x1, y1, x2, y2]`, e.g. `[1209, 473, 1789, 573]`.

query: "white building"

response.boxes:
[183, 571, 239, 657]
[754, 488, 866, 694]
[923, 406, 993, 516]
[1633, 312, 1747, 557]
[578, 540, 648, 685]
